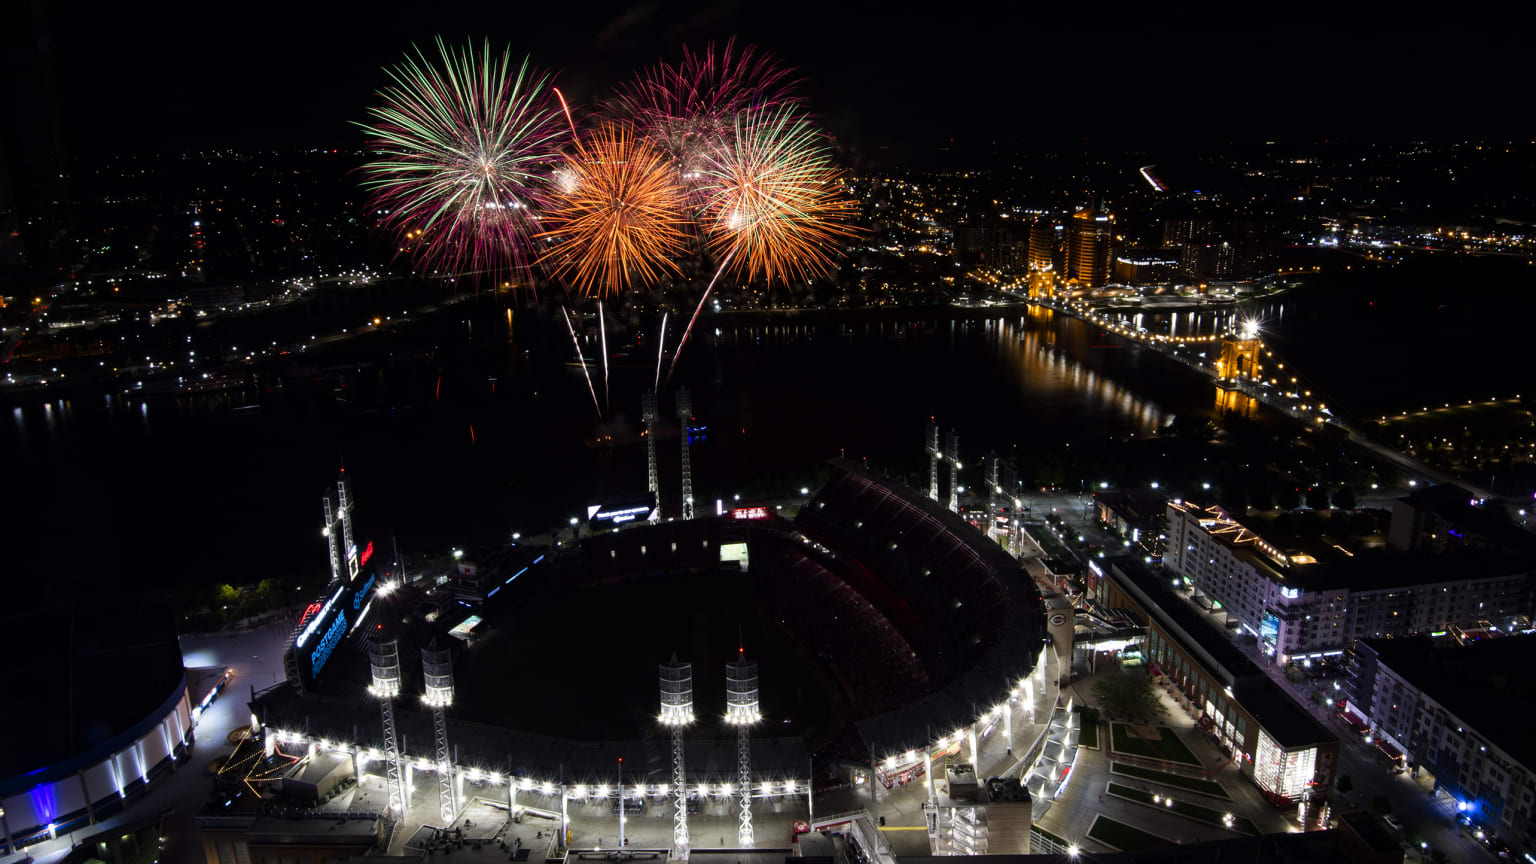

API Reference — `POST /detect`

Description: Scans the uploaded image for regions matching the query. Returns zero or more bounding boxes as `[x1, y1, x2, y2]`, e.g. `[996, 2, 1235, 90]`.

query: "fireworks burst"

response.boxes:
[699, 105, 856, 284]
[665, 105, 855, 386]
[357, 37, 566, 284]
[617, 38, 800, 186]
[538, 123, 690, 297]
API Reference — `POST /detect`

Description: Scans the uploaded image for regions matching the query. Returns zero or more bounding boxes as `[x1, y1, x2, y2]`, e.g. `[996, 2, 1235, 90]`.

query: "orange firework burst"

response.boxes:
[538, 123, 690, 297]
[699, 105, 857, 284]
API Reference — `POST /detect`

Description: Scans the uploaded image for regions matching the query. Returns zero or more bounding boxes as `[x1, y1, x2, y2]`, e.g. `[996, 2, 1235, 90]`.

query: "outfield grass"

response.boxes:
[1086, 815, 1172, 852]
[1107, 782, 1258, 834]
[1110, 762, 1230, 799]
[1110, 723, 1202, 766]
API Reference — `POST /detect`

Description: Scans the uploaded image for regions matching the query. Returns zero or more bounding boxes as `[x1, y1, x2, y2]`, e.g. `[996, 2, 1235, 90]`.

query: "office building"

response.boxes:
[1066, 208, 1113, 288]
[1028, 220, 1055, 272]
[1112, 248, 1180, 285]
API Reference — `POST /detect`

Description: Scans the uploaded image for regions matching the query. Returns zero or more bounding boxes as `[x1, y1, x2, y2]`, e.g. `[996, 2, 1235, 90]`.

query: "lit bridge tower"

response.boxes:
[945, 429, 961, 514]
[642, 392, 661, 517]
[677, 389, 695, 520]
[422, 642, 457, 826]
[660, 656, 695, 860]
[367, 638, 406, 816]
[725, 651, 761, 847]
[925, 419, 941, 502]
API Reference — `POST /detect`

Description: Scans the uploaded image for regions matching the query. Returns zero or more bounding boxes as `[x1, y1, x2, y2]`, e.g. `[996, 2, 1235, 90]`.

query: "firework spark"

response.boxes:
[537, 122, 690, 298]
[617, 38, 800, 187]
[357, 37, 566, 285]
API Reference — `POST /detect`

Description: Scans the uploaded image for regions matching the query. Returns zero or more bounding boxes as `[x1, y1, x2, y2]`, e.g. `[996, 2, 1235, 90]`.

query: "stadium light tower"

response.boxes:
[676, 389, 695, 520]
[322, 494, 344, 584]
[422, 642, 457, 826]
[659, 656, 695, 859]
[725, 650, 762, 846]
[338, 472, 358, 579]
[983, 453, 1001, 543]
[924, 419, 941, 502]
[945, 429, 961, 514]
[367, 638, 406, 815]
[642, 392, 661, 514]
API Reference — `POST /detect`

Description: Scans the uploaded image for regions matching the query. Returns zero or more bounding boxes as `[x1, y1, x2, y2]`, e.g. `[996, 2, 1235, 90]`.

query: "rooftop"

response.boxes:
[1107, 557, 1334, 749]
[1360, 634, 1536, 770]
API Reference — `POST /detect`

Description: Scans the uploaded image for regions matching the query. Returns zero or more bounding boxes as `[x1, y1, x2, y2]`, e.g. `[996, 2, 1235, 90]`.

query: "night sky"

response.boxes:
[9, 3, 1532, 162]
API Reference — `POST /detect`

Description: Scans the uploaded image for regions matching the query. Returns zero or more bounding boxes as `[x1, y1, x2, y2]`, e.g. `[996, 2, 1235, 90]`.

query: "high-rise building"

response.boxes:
[1066, 208, 1113, 287]
[1182, 241, 1236, 280]
[1162, 217, 1214, 247]
[1027, 220, 1055, 272]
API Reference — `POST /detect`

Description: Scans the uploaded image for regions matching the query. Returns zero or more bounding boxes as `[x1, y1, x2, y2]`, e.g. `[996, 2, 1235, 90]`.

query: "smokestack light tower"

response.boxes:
[725, 651, 761, 846]
[367, 638, 406, 815]
[659, 657, 694, 860]
[422, 643, 457, 826]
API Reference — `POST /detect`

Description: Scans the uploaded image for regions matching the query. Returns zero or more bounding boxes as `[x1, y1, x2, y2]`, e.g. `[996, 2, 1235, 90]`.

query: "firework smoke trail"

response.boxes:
[664, 249, 735, 389]
[653, 311, 668, 393]
[357, 38, 567, 287]
[563, 307, 602, 419]
[598, 299, 610, 413]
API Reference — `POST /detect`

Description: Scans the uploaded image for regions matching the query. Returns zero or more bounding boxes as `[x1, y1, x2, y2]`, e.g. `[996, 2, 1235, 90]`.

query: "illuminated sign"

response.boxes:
[359, 540, 374, 567]
[588, 492, 657, 527]
[353, 573, 376, 610]
[310, 611, 348, 677]
[594, 505, 651, 523]
[296, 585, 346, 648]
[720, 542, 749, 564]
[732, 507, 768, 520]
[1260, 611, 1280, 646]
[298, 601, 323, 627]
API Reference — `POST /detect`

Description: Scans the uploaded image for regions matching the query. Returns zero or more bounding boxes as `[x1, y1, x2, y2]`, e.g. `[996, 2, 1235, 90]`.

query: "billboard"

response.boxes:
[293, 557, 379, 688]
[587, 491, 657, 527]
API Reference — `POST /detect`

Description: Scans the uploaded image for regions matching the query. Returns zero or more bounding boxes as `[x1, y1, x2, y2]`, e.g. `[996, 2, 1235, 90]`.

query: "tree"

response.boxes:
[1332, 485, 1357, 510]
[1306, 485, 1331, 510]
[1277, 487, 1301, 510]
[1284, 664, 1304, 684]
[1092, 670, 1165, 721]
[1337, 774, 1353, 795]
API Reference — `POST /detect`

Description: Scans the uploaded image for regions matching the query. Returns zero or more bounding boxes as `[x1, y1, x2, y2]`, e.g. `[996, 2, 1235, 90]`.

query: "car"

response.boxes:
[1383, 814, 1404, 831]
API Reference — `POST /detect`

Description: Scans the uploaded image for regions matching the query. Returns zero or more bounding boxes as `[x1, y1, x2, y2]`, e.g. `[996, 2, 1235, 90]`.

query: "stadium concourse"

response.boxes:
[232, 459, 1060, 859]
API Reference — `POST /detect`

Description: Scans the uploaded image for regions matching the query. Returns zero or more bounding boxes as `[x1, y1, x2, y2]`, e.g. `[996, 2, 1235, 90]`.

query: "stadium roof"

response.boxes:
[0, 595, 185, 790]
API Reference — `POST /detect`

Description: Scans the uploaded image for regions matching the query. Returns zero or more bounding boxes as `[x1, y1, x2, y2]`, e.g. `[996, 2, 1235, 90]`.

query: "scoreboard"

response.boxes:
[292, 545, 379, 689]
